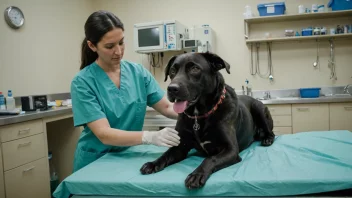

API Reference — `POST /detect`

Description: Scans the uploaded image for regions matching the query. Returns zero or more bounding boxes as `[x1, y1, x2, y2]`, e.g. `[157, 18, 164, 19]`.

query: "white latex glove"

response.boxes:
[142, 127, 180, 147]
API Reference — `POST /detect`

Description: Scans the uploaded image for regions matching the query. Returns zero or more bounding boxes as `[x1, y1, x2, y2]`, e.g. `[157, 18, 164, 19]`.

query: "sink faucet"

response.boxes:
[263, 91, 271, 100]
[344, 77, 352, 95]
[344, 84, 352, 95]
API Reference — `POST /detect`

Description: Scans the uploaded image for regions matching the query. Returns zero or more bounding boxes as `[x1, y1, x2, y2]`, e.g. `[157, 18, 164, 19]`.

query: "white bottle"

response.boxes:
[245, 79, 253, 97]
[6, 90, 16, 111]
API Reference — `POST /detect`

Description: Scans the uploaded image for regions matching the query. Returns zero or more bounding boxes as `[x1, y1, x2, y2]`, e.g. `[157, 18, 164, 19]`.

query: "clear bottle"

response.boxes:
[6, 90, 15, 111]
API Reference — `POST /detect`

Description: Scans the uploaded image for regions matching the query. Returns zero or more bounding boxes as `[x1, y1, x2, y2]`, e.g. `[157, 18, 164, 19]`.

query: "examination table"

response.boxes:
[53, 130, 352, 198]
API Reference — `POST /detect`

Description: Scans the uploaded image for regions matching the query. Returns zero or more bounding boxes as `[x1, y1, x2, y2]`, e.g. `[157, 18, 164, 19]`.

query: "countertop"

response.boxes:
[1, 95, 352, 127]
[257, 95, 352, 105]
[0, 106, 73, 126]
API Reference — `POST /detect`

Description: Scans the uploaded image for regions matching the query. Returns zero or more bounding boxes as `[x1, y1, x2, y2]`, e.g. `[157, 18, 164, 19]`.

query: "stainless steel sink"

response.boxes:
[256, 97, 300, 101]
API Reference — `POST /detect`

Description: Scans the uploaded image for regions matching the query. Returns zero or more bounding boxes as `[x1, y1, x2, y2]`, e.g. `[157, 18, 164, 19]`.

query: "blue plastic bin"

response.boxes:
[328, 0, 352, 11]
[257, 2, 286, 16]
[302, 28, 313, 36]
[299, 88, 321, 98]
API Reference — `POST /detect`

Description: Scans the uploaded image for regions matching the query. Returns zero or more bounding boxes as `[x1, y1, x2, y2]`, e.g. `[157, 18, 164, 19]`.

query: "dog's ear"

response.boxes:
[164, 55, 177, 82]
[199, 52, 230, 74]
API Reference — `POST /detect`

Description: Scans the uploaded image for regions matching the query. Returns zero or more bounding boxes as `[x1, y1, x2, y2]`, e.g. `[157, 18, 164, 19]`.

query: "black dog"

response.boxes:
[140, 52, 275, 189]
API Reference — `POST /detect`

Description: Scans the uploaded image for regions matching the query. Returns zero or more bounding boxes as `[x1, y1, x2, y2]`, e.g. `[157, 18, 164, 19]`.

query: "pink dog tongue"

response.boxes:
[173, 101, 188, 114]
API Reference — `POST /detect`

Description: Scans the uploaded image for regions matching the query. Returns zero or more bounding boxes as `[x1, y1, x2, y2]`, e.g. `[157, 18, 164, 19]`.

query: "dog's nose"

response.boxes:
[167, 84, 180, 94]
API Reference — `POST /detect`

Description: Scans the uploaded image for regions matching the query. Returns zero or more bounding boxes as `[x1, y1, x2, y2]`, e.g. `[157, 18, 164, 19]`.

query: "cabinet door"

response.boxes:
[329, 103, 352, 131]
[272, 115, 292, 127]
[292, 104, 329, 133]
[0, 119, 43, 142]
[0, 146, 5, 198]
[266, 104, 291, 116]
[5, 158, 50, 198]
[273, 127, 292, 135]
[2, 133, 46, 171]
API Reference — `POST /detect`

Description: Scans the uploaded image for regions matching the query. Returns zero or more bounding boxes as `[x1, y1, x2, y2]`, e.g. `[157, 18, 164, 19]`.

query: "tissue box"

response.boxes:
[257, 2, 286, 16]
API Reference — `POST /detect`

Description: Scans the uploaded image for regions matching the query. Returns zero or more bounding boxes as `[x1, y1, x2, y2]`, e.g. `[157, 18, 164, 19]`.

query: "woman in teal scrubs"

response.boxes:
[71, 10, 180, 172]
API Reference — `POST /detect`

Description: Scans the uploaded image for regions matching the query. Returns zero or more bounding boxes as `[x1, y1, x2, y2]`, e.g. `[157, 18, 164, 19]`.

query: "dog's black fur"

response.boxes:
[140, 52, 275, 189]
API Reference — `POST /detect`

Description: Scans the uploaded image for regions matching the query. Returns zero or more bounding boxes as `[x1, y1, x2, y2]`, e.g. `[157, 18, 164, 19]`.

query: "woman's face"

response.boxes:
[89, 28, 125, 67]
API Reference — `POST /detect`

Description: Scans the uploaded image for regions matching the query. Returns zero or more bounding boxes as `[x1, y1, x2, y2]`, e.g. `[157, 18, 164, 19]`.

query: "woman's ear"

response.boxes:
[87, 40, 97, 52]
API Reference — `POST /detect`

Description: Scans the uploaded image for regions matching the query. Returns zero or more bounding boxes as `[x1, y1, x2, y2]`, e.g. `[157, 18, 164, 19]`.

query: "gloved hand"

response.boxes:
[142, 127, 180, 147]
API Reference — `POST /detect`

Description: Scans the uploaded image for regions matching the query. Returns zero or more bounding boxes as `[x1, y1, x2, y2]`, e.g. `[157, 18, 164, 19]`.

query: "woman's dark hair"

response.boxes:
[80, 10, 124, 70]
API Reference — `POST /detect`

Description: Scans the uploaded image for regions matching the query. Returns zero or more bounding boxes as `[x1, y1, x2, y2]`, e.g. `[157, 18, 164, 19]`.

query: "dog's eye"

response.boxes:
[169, 68, 177, 76]
[190, 66, 200, 73]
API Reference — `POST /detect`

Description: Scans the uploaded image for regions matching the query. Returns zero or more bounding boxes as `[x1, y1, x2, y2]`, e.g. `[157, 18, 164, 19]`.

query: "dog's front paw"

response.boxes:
[140, 161, 166, 175]
[185, 171, 211, 189]
[261, 136, 274, 146]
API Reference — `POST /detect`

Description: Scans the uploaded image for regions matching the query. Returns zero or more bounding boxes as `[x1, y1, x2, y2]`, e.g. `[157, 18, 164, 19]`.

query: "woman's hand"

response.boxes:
[142, 127, 180, 147]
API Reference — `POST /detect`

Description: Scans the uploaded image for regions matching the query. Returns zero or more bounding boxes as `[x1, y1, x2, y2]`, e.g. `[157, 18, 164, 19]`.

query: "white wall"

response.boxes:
[0, 0, 95, 96]
[0, 0, 351, 97]
[94, 0, 352, 92]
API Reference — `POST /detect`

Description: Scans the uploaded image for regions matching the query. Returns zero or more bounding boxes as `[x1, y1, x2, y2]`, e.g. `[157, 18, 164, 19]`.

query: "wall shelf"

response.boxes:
[244, 9, 352, 44]
[244, 9, 352, 79]
[246, 33, 352, 44]
[244, 10, 352, 24]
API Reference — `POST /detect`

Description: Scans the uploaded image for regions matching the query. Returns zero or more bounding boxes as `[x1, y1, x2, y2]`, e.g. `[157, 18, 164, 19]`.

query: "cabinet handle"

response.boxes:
[18, 141, 31, 147]
[23, 166, 35, 173]
[297, 108, 309, 111]
[18, 128, 30, 135]
[344, 107, 352, 111]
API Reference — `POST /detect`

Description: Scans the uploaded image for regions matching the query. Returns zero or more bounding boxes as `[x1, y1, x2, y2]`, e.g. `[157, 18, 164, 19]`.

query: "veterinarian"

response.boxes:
[70, 10, 180, 172]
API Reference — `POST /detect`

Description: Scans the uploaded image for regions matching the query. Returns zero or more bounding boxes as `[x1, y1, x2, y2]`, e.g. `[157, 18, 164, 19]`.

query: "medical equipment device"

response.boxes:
[134, 20, 188, 53]
[188, 25, 216, 53]
[182, 39, 200, 49]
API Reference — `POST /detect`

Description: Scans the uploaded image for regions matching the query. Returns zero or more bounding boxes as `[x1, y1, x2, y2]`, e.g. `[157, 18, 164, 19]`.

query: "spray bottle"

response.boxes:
[0, 92, 5, 110]
[245, 79, 253, 97]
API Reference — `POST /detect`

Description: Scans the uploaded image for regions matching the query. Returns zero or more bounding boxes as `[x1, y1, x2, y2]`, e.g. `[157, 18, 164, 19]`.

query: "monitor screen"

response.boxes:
[184, 40, 196, 47]
[138, 27, 160, 47]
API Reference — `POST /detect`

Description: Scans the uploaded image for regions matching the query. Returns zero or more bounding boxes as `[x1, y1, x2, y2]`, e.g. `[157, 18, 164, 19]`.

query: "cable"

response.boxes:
[250, 44, 257, 75]
[255, 43, 270, 79]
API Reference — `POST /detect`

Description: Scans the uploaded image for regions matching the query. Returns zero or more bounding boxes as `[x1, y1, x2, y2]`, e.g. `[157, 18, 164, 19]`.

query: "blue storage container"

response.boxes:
[328, 0, 352, 11]
[257, 2, 286, 16]
[299, 88, 321, 98]
[302, 28, 313, 36]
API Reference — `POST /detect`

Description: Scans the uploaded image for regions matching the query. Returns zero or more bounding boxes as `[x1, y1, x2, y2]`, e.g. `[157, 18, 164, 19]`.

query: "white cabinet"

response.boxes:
[266, 104, 292, 135]
[0, 119, 50, 198]
[273, 127, 292, 136]
[4, 158, 50, 198]
[329, 103, 352, 131]
[0, 146, 5, 198]
[292, 104, 329, 133]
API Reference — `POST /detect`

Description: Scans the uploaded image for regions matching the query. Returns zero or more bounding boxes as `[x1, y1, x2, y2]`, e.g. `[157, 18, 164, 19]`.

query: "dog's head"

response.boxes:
[164, 52, 230, 114]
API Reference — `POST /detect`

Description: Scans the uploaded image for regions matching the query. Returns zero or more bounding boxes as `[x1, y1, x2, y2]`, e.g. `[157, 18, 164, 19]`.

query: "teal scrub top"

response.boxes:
[70, 60, 164, 172]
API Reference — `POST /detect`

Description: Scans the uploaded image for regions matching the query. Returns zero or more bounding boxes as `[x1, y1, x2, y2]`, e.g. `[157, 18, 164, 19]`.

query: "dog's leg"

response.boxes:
[251, 101, 275, 146]
[185, 147, 240, 189]
[140, 143, 192, 174]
